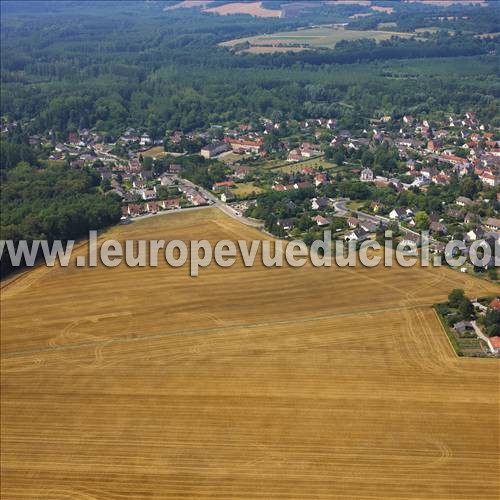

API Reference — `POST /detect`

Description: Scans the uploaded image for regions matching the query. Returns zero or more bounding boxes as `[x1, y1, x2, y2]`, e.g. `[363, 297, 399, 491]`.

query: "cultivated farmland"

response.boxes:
[1, 209, 499, 499]
[221, 25, 414, 53]
[204, 1, 281, 18]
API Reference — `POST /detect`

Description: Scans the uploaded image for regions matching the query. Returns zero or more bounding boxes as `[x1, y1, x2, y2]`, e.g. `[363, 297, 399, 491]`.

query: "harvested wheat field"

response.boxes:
[204, 1, 281, 18]
[1, 208, 499, 499]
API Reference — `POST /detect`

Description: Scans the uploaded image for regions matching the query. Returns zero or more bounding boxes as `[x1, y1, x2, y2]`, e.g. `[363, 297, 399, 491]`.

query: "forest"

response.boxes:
[0, 148, 121, 275]
[1, 1, 499, 137]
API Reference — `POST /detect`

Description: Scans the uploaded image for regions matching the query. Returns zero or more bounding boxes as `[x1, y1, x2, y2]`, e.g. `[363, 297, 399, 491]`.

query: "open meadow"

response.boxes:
[141, 146, 168, 159]
[221, 25, 414, 53]
[1, 208, 499, 499]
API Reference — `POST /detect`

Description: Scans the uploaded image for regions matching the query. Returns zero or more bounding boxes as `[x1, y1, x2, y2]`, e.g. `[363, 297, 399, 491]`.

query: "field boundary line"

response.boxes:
[431, 307, 461, 359]
[1, 303, 433, 360]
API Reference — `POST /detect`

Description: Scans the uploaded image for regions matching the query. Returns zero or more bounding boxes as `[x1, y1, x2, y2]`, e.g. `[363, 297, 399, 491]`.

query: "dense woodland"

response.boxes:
[0, 150, 121, 274]
[1, 1, 499, 137]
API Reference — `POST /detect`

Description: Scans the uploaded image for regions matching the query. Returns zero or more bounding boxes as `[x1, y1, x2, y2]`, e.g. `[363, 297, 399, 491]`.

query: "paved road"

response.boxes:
[180, 178, 264, 229]
[125, 176, 263, 230]
[333, 198, 438, 243]
[129, 204, 212, 222]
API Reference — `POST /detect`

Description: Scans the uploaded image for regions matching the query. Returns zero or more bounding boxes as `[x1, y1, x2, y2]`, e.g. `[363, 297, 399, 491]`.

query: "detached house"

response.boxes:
[314, 173, 328, 186]
[347, 217, 359, 228]
[483, 218, 500, 232]
[389, 207, 406, 220]
[287, 149, 302, 162]
[141, 188, 157, 201]
[344, 228, 368, 242]
[159, 174, 175, 186]
[221, 191, 235, 203]
[126, 204, 144, 217]
[479, 170, 498, 187]
[146, 201, 160, 213]
[294, 181, 313, 190]
[161, 199, 180, 210]
[312, 215, 331, 227]
[430, 221, 447, 235]
[311, 197, 330, 210]
[466, 227, 485, 241]
[456, 196, 473, 207]
[212, 181, 235, 191]
[277, 218, 294, 230]
[359, 220, 379, 233]
[360, 167, 374, 182]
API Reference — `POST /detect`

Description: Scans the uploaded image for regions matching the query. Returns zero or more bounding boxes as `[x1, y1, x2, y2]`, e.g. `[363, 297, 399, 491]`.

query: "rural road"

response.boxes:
[126, 177, 263, 230]
[471, 321, 495, 354]
[333, 198, 439, 243]
[181, 178, 264, 229]
[130, 204, 213, 222]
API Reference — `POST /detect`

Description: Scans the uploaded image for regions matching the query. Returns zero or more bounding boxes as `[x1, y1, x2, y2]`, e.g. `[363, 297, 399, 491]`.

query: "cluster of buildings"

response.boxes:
[4, 108, 497, 255]
[453, 297, 500, 356]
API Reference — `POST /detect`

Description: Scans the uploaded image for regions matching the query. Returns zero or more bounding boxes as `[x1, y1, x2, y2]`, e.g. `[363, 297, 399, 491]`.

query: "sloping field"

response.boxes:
[1, 209, 499, 498]
[221, 25, 414, 53]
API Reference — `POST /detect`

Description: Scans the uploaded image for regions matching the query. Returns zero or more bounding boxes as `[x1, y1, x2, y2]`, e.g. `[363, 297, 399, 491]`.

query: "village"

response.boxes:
[4, 109, 499, 270]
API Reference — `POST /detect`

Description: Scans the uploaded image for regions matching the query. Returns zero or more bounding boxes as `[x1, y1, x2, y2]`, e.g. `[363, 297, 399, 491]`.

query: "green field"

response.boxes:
[271, 156, 338, 174]
[221, 25, 414, 53]
[141, 146, 168, 158]
[233, 182, 264, 197]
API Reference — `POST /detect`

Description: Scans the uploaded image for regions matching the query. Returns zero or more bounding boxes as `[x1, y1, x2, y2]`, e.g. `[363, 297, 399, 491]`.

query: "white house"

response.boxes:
[360, 167, 374, 182]
[466, 227, 485, 241]
[389, 208, 406, 220]
[479, 170, 498, 187]
[140, 133, 152, 146]
[140, 186, 157, 200]
[311, 197, 330, 210]
[344, 228, 368, 242]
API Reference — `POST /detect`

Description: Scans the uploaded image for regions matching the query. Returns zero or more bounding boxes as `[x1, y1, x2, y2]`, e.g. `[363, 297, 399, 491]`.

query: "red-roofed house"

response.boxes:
[126, 204, 144, 217]
[212, 181, 235, 191]
[225, 137, 263, 154]
[287, 149, 302, 162]
[489, 336, 500, 354]
[161, 198, 180, 210]
[490, 298, 500, 310]
[314, 173, 328, 186]
[294, 181, 313, 190]
[146, 201, 160, 213]
[479, 170, 498, 187]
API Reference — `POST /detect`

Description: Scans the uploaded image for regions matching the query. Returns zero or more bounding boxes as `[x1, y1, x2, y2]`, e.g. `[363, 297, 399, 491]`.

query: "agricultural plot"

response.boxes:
[1, 209, 499, 499]
[221, 25, 415, 53]
[276, 156, 338, 173]
[204, 1, 281, 18]
[141, 146, 168, 159]
[232, 182, 264, 197]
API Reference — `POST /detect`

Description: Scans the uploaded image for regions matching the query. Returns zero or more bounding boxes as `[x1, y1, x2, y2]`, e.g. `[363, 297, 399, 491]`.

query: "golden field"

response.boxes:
[1, 208, 499, 499]
[204, 1, 281, 18]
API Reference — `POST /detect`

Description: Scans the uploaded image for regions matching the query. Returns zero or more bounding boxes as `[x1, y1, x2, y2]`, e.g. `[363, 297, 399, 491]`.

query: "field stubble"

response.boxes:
[1, 208, 499, 499]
